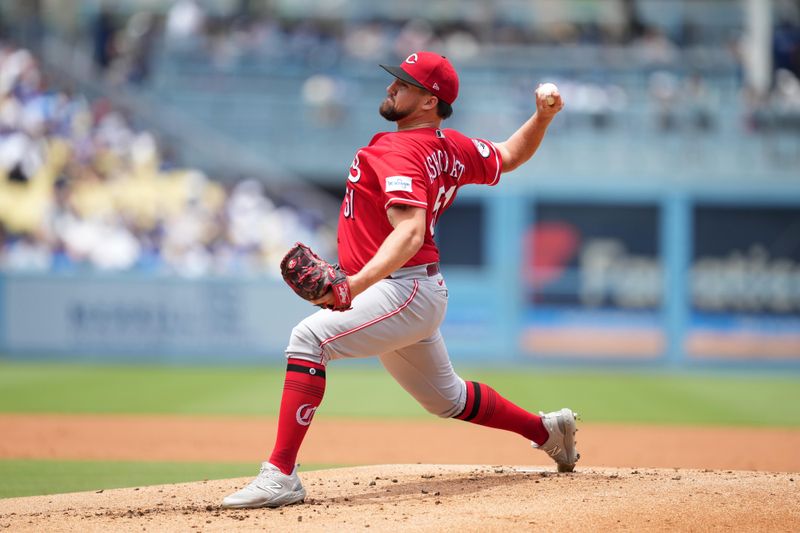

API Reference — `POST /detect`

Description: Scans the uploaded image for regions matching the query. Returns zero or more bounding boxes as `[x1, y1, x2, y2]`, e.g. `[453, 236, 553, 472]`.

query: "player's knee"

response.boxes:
[422, 391, 465, 418]
[285, 322, 322, 361]
[417, 377, 466, 418]
[427, 400, 460, 418]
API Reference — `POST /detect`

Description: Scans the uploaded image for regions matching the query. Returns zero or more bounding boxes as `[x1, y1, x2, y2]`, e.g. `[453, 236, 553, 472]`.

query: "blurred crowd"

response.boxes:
[100, 0, 712, 79]
[2, 3, 798, 279]
[158, 5, 675, 69]
[83, 0, 800, 137]
[0, 43, 331, 276]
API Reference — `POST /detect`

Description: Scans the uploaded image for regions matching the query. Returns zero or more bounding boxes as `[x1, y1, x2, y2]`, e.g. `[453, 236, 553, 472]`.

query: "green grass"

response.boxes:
[1, 361, 799, 426]
[1, 362, 799, 500]
[473, 369, 800, 427]
[0, 460, 337, 499]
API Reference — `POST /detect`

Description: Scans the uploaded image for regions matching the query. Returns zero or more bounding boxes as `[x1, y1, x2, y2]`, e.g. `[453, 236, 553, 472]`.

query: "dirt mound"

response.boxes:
[1, 464, 797, 532]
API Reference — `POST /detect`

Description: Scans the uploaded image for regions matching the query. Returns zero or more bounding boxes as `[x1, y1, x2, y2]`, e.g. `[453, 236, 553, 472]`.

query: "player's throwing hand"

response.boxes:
[535, 82, 564, 118]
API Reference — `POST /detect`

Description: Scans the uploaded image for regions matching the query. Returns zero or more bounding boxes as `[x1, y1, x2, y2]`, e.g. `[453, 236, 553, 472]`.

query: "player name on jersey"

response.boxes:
[424, 148, 465, 182]
[337, 128, 502, 275]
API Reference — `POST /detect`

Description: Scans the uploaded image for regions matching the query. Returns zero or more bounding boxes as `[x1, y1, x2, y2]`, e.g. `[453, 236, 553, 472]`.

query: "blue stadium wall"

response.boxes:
[1, 187, 799, 368]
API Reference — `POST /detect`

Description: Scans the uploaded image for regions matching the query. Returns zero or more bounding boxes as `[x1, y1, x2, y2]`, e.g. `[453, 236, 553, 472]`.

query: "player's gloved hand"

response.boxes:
[280, 242, 352, 311]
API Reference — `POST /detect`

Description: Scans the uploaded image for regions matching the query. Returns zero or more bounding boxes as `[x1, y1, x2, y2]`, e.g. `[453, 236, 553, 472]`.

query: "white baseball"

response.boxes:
[537, 82, 558, 105]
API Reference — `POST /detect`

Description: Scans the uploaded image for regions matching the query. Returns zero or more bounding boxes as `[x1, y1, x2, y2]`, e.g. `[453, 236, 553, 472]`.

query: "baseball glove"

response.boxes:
[280, 242, 352, 311]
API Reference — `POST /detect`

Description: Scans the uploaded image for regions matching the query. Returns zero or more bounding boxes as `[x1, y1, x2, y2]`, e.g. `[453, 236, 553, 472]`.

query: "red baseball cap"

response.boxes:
[380, 51, 459, 105]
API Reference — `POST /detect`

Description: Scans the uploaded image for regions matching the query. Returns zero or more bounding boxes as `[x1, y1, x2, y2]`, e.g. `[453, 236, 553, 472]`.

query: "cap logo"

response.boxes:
[432, 82, 440, 91]
[405, 53, 418, 64]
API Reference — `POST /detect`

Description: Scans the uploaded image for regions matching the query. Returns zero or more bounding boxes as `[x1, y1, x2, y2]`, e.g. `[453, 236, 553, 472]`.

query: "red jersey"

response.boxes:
[337, 127, 502, 274]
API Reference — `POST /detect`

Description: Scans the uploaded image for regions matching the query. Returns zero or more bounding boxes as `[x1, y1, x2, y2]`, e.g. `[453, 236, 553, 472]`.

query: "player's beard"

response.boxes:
[379, 98, 411, 122]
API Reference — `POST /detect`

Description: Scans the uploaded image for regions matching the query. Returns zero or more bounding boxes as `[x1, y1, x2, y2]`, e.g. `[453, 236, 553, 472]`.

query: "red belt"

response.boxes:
[386, 262, 440, 279]
[425, 263, 440, 276]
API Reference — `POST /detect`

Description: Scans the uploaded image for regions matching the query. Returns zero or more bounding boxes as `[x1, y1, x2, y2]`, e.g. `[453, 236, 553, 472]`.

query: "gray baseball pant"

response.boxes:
[285, 264, 467, 418]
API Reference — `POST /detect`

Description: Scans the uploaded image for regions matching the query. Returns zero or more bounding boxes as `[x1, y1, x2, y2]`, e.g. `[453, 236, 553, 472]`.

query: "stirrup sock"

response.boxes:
[453, 381, 548, 445]
[268, 358, 326, 475]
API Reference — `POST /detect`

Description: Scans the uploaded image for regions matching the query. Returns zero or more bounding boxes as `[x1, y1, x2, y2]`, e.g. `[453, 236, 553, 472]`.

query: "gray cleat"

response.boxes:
[532, 408, 580, 472]
[222, 462, 306, 509]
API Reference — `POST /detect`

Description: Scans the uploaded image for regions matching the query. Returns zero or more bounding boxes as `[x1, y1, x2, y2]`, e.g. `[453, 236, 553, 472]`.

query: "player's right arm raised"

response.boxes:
[493, 85, 564, 173]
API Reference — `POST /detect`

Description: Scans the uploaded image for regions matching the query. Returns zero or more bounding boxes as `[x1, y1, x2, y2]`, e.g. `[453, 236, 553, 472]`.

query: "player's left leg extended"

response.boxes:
[380, 333, 579, 472]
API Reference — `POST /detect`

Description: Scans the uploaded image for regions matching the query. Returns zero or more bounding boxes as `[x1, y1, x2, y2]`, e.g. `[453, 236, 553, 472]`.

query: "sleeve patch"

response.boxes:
[472, 139, 491, 158]
[385, 176, 413, 193]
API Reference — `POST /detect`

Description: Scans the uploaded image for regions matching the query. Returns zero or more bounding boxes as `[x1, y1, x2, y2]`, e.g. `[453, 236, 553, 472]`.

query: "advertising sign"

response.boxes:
[522, 202, 664, 359]
[687, 206, 800, 359]
[3, 276, 310, 361]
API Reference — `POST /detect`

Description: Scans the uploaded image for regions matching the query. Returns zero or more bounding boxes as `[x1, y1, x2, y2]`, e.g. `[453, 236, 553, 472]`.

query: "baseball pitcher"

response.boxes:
[223, 51, 578, 509]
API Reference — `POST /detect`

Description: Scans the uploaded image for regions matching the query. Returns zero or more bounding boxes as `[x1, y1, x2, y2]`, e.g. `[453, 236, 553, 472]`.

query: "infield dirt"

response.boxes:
[1, 464, 798, 532]
[1, 415, 799, 531]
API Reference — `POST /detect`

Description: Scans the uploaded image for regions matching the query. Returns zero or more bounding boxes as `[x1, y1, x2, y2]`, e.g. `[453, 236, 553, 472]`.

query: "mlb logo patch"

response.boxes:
[472, 138, 491, 158]
[385, 176, 413, 193]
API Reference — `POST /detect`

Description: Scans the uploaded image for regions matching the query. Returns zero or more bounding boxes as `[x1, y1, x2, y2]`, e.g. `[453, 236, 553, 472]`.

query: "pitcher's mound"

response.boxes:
[1, 464, 797, 532]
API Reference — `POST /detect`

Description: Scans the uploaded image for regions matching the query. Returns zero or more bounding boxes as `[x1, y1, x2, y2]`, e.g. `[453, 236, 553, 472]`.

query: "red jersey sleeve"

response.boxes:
[371, 151, 429, 211]
[454, 134, 503, 187]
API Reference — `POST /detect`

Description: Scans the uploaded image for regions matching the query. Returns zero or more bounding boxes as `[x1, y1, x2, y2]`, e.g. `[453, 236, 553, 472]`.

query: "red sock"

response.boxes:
[268, 358, 326, 475]
[453, 381, 549, 445]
